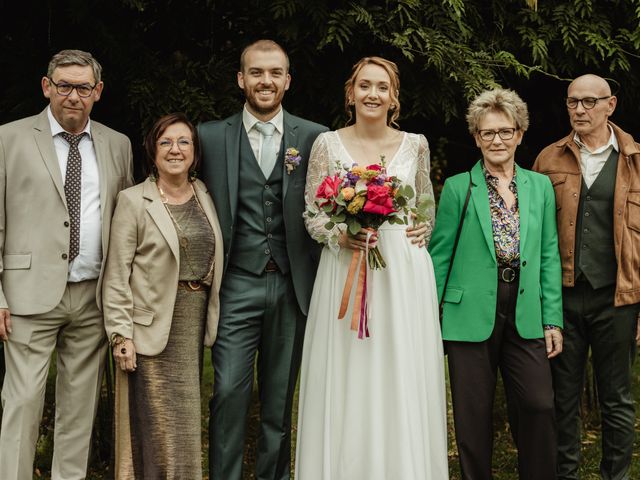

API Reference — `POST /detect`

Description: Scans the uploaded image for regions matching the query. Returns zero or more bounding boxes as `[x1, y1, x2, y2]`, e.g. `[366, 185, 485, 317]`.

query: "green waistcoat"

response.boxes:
[574, 148, 618, 288]
[227, 129, 289, 275]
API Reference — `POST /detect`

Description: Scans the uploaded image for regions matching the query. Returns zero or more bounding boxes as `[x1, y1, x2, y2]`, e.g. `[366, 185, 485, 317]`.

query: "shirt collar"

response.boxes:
[482, 162, 517, 188]
[242, 105, 283, 135]
[573, 124, 618, 155]
[47, 106, 92, 139]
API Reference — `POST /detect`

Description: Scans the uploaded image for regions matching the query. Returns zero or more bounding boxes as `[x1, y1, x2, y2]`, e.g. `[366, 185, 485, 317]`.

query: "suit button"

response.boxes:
[520, 289, 524, 294]
[267, 233, 273, 239]
[62, 253, 68, 260]
[266, 217, 272, 223]
[64, 221, 70, 227]
[584, 212, 590, 217]
[522, 261, 527, 267]
[586, 195, 592, 201]
[265, 185, 270, 190]
[264, 249, 271, 255]
[265, 201, 272, 206]
[570, 221, 574, 226]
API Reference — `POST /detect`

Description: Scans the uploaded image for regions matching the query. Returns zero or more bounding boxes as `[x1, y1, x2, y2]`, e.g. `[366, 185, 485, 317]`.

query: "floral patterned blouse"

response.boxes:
[483, 165, 520, 268]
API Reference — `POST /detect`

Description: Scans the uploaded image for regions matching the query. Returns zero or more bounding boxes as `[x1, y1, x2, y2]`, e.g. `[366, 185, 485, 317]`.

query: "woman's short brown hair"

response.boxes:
[344, 56, 401, 128]
[143, 113, 201, 180]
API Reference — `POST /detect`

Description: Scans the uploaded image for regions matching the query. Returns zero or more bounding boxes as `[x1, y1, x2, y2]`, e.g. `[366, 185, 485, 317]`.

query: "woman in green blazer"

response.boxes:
[429, 88, 563, 480]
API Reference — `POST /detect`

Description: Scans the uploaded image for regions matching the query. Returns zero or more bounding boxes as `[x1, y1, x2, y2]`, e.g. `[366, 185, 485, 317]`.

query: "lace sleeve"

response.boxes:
[303, 132, 343, 252]
[415, 134, 436, 246]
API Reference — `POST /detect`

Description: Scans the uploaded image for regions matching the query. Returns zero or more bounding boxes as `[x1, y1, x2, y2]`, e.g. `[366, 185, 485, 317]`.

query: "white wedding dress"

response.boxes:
[295, 131, 448, 480]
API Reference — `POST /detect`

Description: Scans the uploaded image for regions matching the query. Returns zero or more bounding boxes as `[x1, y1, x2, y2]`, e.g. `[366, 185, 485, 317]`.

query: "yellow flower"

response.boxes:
[347, 195, 365, 214]
[342, 187, 355, 201]
[351, 166, 366, 177]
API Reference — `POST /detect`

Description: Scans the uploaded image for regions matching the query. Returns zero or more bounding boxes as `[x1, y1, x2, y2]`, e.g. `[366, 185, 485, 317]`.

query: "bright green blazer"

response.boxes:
[428, 161, 563, 342]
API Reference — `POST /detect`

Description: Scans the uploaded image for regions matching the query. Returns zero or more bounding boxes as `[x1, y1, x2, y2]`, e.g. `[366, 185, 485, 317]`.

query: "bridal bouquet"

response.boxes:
[308, 159, 432, 338]
[310, 160, 430, 268]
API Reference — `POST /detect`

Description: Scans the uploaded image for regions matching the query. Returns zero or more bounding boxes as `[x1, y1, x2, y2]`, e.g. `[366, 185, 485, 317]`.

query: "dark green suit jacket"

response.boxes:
[429, 161, 563, 342]
[198, 110, 328, 316]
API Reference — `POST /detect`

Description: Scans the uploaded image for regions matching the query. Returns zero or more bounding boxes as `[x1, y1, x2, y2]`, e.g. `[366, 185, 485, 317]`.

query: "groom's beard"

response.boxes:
[243, 86, 285, 118]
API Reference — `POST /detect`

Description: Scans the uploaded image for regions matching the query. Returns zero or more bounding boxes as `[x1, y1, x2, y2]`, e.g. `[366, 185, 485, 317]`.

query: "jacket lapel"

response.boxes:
[515, 164, 530, 254]
[33, 109, 66, 205]
[282, 111, 298, 199]
[225, 115, 242, 226]
[143, 179, 180, 261]
[470, 161, 497, 263]
[92, 123, 111, 252]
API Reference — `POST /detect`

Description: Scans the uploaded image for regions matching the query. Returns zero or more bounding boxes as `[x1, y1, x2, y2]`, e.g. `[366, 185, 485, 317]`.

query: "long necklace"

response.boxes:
[158, 183, 215, 282]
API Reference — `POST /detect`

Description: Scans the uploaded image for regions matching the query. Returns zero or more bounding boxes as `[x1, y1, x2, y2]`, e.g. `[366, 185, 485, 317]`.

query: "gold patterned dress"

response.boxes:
[115, 195, 215, 479]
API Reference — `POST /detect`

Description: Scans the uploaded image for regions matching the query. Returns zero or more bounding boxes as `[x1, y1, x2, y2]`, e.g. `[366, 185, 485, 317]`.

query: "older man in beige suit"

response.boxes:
[0, 50, 133, 480]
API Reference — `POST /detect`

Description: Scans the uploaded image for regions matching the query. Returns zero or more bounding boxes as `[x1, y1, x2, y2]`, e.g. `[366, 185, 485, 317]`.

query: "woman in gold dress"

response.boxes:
[103, 113, 223, 479]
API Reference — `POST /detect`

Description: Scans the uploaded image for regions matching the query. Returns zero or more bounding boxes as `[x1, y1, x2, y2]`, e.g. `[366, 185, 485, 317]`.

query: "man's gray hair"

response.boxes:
[47, 49, 103, 84]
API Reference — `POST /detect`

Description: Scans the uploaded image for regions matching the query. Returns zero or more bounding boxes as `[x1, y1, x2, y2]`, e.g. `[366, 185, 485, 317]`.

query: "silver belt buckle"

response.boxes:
[501, 267, 516, 283]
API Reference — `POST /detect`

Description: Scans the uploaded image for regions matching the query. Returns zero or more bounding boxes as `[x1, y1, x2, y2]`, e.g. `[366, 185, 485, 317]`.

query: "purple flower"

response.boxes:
[285, 147, 302, 174]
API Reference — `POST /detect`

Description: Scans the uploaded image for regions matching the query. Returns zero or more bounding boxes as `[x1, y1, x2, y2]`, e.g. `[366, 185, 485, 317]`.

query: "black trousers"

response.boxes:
[447, 277, 557, 480]
[553, 281, 638, 480]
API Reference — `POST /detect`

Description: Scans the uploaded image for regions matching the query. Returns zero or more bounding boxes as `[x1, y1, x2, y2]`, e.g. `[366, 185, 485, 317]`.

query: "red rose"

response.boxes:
[363, 184, 396, 215]
[367, 164, 383, 171]
[316, 175, 342, 200]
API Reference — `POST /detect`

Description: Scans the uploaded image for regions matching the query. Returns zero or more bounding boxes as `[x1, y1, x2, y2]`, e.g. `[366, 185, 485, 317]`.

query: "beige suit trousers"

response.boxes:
[0, 280, 106, 480]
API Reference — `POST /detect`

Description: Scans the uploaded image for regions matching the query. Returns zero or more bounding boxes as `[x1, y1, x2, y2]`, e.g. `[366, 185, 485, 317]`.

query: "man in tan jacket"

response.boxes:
[0, 50, 133, 480]
[533, 74, 640, 480]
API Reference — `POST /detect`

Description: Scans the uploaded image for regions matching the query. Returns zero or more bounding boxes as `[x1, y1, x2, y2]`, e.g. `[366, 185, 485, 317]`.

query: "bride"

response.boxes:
[295, 56, 449, 479]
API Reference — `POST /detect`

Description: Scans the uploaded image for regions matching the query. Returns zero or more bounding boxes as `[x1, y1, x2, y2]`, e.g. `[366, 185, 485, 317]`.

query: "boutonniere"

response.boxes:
[284, 147, 302, 175]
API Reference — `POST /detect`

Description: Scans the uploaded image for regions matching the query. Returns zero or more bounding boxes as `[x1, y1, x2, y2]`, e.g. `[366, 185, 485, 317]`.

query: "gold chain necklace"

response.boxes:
[158, 183, 215, 282]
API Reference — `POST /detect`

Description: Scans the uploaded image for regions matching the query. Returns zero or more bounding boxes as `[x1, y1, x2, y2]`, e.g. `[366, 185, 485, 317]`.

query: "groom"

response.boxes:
[198, 39, 328, 480]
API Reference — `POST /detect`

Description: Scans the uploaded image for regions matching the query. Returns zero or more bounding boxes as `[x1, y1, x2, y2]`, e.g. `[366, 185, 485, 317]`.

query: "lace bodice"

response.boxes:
[303, 131, 435, 250]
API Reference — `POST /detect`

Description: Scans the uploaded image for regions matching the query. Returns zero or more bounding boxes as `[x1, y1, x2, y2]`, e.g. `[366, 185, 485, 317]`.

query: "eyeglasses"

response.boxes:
[157, 138, 194, 150]
[48, 78, 97, 98]
[477, 128, 517, 142]
[566, 96, 610, 110]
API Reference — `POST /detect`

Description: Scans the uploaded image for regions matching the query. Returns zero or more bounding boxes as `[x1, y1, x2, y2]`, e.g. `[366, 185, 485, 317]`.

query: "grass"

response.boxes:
[1, 351, 638, 479]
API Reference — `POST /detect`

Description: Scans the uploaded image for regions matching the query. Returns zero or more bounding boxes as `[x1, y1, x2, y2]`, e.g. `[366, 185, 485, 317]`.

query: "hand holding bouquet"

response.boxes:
[307, 159, 433, 338]
[309, 159, 430, 268]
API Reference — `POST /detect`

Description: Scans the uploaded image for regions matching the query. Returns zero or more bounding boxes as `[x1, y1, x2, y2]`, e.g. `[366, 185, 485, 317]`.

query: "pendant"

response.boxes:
[180, 236, 189, 249]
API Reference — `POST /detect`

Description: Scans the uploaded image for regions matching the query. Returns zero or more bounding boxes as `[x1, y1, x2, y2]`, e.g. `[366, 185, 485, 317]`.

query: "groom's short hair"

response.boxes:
[239, 39, 290, 73]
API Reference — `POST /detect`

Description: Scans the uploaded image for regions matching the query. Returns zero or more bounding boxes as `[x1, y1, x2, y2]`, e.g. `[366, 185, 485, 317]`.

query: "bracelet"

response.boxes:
[110, 333, 127, 347]
[543, 325, 560, 331]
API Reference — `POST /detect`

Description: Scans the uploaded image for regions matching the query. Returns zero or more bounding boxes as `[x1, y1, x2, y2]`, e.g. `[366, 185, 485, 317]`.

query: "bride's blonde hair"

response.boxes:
[344, 56, 401, 128]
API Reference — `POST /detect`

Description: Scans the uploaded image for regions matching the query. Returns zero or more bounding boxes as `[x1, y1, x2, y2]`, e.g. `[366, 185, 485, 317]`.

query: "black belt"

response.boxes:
[264, 259, 279, 273]
[498, 266, 519, 283]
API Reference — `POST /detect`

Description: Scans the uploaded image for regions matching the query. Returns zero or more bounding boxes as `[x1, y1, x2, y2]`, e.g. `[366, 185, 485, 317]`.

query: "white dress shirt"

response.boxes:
[47, 107, 102, 282]
[574, 125, 619, 189]
[242, 106, 284, 167]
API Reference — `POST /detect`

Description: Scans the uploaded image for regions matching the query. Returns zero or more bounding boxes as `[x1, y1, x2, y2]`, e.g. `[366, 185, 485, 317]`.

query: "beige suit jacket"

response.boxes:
[0, 108, 133, 315]
[102, 178, 224, 356]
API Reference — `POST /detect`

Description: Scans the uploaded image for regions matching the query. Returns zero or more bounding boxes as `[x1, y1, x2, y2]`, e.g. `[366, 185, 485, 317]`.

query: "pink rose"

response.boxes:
[363, 184, 396, 215]
[367, 164, 383, 171]
[316, 175, 342, 200]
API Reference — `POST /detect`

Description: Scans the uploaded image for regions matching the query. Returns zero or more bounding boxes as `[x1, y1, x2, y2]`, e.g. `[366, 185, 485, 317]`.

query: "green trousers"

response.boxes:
[208, 267, 305, 480]
[553, 281, 638, 480]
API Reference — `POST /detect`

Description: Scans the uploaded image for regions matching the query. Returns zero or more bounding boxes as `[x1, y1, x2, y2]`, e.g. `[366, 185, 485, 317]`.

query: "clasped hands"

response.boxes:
[338, 219, 429, 251]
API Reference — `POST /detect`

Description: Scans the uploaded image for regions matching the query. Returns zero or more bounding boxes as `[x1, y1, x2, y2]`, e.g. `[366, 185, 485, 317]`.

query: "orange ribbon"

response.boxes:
[338, 249, 369, 337]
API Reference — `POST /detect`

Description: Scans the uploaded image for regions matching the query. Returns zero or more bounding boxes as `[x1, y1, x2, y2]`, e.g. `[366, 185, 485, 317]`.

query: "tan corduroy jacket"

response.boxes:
[533, 121, 640, 306]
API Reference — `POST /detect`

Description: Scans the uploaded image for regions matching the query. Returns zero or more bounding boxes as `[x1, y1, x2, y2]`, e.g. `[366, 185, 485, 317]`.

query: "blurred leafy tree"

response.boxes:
[2, 0, 640, 177]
